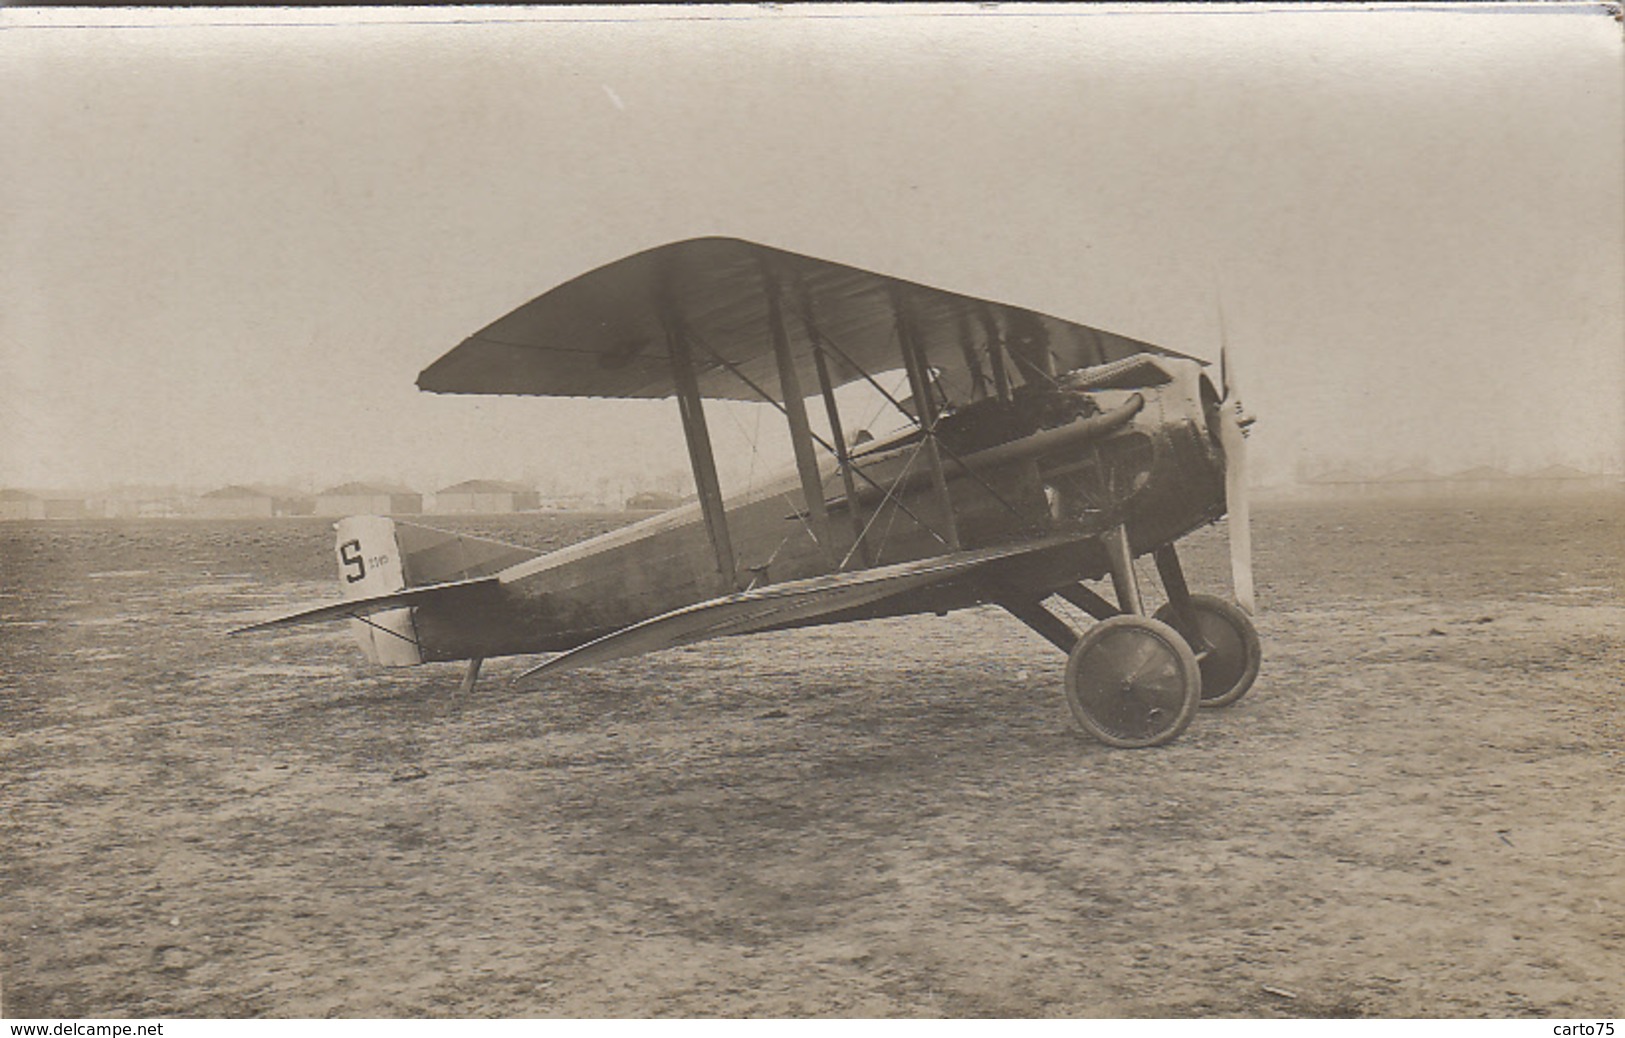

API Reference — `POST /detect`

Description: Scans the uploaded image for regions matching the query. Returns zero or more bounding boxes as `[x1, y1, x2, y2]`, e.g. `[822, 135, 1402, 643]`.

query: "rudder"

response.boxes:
[335, 515, 423, 666]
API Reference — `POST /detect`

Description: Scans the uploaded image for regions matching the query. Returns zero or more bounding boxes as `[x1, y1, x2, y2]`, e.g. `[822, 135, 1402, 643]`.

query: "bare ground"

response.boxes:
[2, 498, 1621, 1017]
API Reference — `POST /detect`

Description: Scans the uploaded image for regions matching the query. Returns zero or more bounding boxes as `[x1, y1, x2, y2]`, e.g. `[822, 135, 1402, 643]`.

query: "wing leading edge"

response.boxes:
[418, 237, 1194, 404]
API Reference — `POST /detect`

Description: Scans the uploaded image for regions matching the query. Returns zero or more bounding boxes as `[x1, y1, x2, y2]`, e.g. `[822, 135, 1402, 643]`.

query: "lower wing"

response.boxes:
[520, 534, 1081, 680]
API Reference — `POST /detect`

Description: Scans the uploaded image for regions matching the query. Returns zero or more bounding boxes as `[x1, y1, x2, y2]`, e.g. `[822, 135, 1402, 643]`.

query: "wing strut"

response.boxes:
[686, 325, 956, 561]
[786, 298, 1038, 546]
[791, 278, 871, 565]
[803, 305, 1044, 539]
[762, 260, 837, 569]
[809, 333, 872, 567]
[660, 282, 737, 593]
[893, 288, 962, 551]
[976, 304, 1014, 403]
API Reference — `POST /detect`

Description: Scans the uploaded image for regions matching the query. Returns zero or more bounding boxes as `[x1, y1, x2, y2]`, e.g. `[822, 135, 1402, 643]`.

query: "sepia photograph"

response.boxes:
[2, 2, 1622, 1020]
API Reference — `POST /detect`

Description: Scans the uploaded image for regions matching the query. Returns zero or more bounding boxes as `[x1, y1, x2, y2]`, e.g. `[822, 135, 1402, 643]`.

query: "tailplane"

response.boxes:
[232, 517, 543, 665]
[332, 516, 544, 665]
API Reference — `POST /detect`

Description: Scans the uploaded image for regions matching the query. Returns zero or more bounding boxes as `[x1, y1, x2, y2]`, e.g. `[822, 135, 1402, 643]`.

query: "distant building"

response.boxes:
[1307, 466, 1363, 486]
[0, 489, 88, 520]
[197, 484, 315, 518]
[314, 482, 422, 517]
[1522, 465, 1614, 493]
[1444, 466, 1512, 496]
[625, 490, 684, 512]
[1373, 467, 1440, 499]
[432, 480, 541, 514]
[1300, 466, 1368, 498]
[99, 485, 188, 518]
[544, 493, 600, 512]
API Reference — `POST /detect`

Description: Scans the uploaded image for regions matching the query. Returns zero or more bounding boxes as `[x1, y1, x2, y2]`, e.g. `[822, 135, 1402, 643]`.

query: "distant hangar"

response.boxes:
[314, 482, 423, 517]
[432, 480, 541, 514]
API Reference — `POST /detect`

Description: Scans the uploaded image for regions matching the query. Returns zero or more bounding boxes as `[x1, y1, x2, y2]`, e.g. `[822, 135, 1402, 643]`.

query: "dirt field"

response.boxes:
[3, 498, 1621, 1018]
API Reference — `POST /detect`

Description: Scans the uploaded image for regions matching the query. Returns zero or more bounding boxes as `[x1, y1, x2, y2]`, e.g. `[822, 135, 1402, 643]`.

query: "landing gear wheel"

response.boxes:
[1153, 594, 1262, 708]
[1064, 615, 1202, 748]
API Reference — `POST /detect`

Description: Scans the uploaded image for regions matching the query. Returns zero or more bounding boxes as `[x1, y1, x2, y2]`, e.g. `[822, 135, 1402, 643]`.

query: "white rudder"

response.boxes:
[333, 515, 424, 666]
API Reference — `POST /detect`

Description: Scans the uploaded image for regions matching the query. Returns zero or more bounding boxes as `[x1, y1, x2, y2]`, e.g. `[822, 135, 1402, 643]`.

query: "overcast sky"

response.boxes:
[2, 3, 1621, 495]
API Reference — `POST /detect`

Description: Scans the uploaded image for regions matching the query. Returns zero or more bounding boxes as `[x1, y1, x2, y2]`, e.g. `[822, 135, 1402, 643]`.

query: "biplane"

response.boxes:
[237, 237, 1261, 748]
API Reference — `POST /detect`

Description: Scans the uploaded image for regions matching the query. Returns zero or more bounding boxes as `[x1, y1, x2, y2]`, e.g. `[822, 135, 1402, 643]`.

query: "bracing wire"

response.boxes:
[353, 611, 421, 648]
[688, 330, 952, 554]
[838, 435, 929, 570]
[816, 327, 1042, 533]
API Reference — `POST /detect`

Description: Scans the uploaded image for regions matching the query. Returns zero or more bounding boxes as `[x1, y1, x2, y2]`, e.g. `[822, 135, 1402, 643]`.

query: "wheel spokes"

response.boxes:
[1073, 627, 1188, 739]
[1064, 615, 1203, 747]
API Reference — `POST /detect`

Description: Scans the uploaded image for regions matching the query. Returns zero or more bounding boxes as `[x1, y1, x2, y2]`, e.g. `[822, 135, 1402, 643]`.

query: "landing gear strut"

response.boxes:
[1059, 525, 1201, 747]
[1152, 544, 1261, 707]
[1153, 594, 1260, 707]
[1002, 529, 1258, 748]
[458, 657, 484, 697]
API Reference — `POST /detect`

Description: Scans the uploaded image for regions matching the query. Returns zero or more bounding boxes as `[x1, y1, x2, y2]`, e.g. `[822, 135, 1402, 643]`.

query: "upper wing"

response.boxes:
[418, 237, 1193, 404]
[519, 534, 1081, 680]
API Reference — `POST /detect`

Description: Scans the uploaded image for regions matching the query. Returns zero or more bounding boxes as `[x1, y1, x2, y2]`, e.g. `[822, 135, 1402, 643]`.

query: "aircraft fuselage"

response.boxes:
[403, 357, 1228, 663]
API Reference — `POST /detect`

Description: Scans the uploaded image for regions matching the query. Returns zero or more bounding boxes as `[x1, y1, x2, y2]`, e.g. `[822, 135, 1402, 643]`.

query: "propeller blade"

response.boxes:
[1215, 304, 1253, 611]
[1216, 292, 1235, 397]
[1220, 342, 1239, 403]
[1217, 401, 1256, 614]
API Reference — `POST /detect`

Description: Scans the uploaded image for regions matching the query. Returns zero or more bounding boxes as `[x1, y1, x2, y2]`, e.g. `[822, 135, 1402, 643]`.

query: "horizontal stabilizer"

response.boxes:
[229, 576, 499, 635]
[520, 535, 1080, 680]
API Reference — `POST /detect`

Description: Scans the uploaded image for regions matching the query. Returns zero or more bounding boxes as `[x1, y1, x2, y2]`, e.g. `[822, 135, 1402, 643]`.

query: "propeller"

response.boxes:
[1215, 332, 1256, 615]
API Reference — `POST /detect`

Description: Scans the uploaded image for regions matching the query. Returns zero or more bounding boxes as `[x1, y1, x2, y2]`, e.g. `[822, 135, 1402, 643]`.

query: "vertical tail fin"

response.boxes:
[335, 515, 424, 666]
